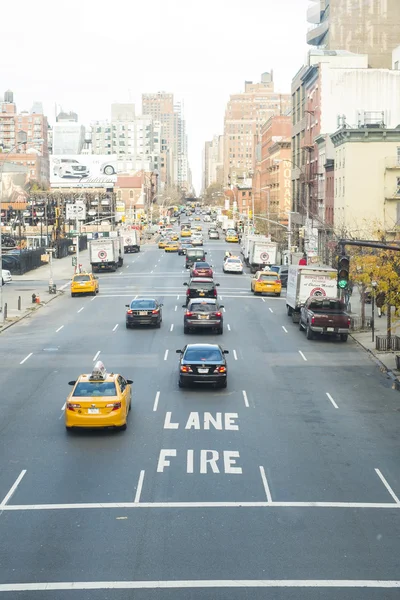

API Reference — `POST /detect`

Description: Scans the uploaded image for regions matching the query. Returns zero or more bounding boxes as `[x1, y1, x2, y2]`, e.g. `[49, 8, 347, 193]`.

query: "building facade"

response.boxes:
[203, 134, 224, 192]
[330, 126, 400, 238]
[307, 0, 400, 69]
[223, 72, 291, 185]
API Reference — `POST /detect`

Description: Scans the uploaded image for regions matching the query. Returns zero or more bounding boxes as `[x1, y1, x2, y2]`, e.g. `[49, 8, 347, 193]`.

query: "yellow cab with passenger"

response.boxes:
[71, 272, 99, 297]
[181, 229, 192, 238]
[65, 361, 132, 431]
[165, 240, 179, 252]
[251, 270, 282, 297]
[225, 232, 239, 243]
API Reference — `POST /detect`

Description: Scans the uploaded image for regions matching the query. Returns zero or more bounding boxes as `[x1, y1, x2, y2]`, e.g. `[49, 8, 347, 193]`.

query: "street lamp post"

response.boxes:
[371, 280, 377, 343]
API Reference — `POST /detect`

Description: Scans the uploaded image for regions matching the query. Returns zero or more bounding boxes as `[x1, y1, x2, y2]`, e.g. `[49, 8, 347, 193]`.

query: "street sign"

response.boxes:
[72, 257, 77, 266]
[66, 202, 86, 220]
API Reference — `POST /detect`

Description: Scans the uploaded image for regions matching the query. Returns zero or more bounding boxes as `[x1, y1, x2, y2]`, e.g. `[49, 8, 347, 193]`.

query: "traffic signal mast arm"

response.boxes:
[339, 240, 400, 253]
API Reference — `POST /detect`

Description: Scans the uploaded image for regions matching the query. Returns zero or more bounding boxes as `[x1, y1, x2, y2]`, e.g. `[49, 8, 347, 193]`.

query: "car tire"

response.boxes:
[119, 422, 127, 431]
[287, 305, 293, 316]
[92, 290, 96, 296]
[340, 334, 348, 342]
[104, 165, 115, 175]
[306, 324, 314, 340]
[219, 379, 227, 389]
[126, 323, 130, 329]
[299, 320, 303, 331]
[184, 325, 189, 334]
[156, 320, 161, 328]
[178, 379, 185, 388]
[275, 293, 281, 297]
[217, 327, 223, 334]
[65, 426, 73, 432]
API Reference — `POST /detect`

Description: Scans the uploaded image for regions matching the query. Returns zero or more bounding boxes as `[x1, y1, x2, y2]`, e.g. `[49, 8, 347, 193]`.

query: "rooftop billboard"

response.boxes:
[50, 155, 118, 188]
[0, 167, 30, 211]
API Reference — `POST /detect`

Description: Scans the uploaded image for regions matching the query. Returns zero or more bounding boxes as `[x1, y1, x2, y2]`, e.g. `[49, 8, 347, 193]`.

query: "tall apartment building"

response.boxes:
[223, 72, 291, 185]
[52, 110, 85, 155]
[307, 0, 400, 69]
[203, 135, 224, 192]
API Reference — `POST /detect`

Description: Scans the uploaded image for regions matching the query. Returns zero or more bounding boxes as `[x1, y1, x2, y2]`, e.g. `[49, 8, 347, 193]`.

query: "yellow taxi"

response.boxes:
[251, 271, 282, 297]
[225, 232, 239, 243]
[71, 272, 99, 297]
[158, 239, 168, 248]
[195, 225, 202, 231]
[171, 234, 179, 241]
[165, 241, 179, 252]
[195, 216, 201, 221]
[65, 361, 132, 431]
[181, 229, 192, 238]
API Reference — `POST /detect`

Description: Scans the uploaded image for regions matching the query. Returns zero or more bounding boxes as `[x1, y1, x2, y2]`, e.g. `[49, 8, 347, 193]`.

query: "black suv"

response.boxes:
[182, 298, 224, 334]
[183, 277, 220, 306]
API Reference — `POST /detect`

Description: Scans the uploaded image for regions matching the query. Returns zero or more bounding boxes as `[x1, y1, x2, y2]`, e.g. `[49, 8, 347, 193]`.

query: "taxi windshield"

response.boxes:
[74, 275, 90, 282]
[73, 381, 117, 397]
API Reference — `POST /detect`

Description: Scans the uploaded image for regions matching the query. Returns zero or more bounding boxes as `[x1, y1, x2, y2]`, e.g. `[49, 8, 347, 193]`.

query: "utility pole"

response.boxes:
[76, 214, 80, 274]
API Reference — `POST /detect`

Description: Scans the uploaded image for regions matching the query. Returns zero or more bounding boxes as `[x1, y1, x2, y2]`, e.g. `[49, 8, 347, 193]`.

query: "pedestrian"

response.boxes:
[376, 291, 385, 318]
[299, 254, 307, 266]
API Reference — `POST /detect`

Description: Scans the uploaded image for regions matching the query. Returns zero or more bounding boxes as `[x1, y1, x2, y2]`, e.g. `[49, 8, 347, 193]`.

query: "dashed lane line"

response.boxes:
[326, 392, 339, 409]
[299, 350, 307, 362]
[259, 466, 272, 503]
[170, 324, 174, 332]
[77, 307, 84, 313]
[242, 390, 249, 408]
[112, 324, 119, 332]
[134, 470, 145, 504]
[233, 349, 238, 360]
[20, 353, 33, 365]
[164, 349, 169, 361]
[262, 298, 266, 303]
[282, 326, 288, 333]
[55, 326, 64, 333]
[92, 350, 101, 362]
[375, 468, 400, 504]
[153, 391, 160, 412]
[227, 324, 231, 331]
[0, 470, 27, 507]
[268, 307, 273, 313]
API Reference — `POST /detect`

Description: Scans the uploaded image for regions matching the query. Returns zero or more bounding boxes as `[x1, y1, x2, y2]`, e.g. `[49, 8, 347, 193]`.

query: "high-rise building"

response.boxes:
[223, 72, 291, 185]
[52, 110, 85, 155]
[307, 0, 400, 69]
[203, 135, 224, 192]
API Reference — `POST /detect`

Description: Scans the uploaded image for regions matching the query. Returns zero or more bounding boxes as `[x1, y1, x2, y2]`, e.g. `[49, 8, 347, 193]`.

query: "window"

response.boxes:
[397, 147, 400, 166]
[129, 190, 133, 198]
[396, 177, 400, 195]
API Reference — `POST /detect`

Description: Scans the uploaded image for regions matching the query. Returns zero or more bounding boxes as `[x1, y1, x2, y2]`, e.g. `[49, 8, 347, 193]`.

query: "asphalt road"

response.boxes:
[0, 220, 400, 599]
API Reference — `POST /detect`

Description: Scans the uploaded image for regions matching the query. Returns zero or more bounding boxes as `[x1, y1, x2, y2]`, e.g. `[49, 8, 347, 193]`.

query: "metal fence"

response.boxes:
[2, 248, 46, 275]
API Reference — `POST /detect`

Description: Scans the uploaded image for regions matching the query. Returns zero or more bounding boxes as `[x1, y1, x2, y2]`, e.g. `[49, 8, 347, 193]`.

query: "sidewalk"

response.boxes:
[348, 287, 400, 385]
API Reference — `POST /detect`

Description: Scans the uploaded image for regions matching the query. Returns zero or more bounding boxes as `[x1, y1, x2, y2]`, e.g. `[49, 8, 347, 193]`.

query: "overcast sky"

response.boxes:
[1, 0, 309, 192]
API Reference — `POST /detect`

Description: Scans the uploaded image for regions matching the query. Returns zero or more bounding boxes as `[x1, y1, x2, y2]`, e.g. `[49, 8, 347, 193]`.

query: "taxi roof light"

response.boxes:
[90, 360, 107, 381]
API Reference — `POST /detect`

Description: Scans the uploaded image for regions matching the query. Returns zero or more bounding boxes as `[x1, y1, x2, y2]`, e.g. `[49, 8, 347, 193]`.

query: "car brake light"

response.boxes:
[106, 402, 121, 410]
[213, 289, 217, 296]
[186, 311, 193, 317]
[215, 312, 222, 317]
[152, 309, 159, 314]
[311, 316, 315, 325]
[347, 317, 351, 326]
[186, 289, 190, 295]
[180, 365, 193, 373]
[67, 403, 81, 411]
[214, 366, 226, 373]
[274, 280, 280, 284]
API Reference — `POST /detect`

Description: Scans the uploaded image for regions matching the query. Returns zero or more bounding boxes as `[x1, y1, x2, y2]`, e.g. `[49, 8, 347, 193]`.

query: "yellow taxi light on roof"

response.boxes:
[91, 360, 107, 380]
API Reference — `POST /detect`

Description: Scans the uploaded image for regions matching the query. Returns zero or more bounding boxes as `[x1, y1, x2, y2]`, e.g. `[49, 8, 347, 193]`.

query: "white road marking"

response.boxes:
[126, 265, 129, 268]
[233, 349, 238, 360]
[223, 307, 226, 312]
[375, 468, 400, 503]
[77, 307, 84, 313]
[20, 353, 33, 365]
[134, 470, 145, 504]
[220, 295, 223, 300]
[177, 295, 180, 300]
[90, 296, 97, 301]
[268, 307, 273, 313]
[150, 270, 153, 274]
[0, 580, 399, 592]
[61, 403, 66, 411]
[282, 326, 288, 333]
[112, 324, 119, 332]
[0, 470, 26, 507]
[175, 305, 177, 311]
[242, 390, 249, 408]
[59, 282, 70, 290]
[92, 350, 101, 362]
[227, 324, 231, 331]
[164, 349, 169, 361]
[299, 350, 307, 362]
[153, 391, 160, 412]
[259, 466, 272, 503]
[55, 325, 64, 333]
[326, 392, 339, 409]
[170, 324, 174, 332]
[2, 500, 400, 511]
[119, 271, 124, 275]
[262, 298, 265, 303]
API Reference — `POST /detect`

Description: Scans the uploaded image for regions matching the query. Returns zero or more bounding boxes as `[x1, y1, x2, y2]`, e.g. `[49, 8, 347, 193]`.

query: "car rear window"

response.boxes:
[73, 275, 90, 282]
[187, 251, 205, 258]
[227, 259, 241, 264]
[190, 281, 214, 289]
[259, 273, 279, 281]
[73, 382, 117, 397]
[189, 302, 215, 312]
[309, 299, 345, 311]
[184, 348, 223, 361]
[131, 300, 156, 309]
[194, 262, 210, 268]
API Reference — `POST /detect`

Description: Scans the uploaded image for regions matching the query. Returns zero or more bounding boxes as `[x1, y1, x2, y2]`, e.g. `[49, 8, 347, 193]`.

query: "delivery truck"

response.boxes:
[286, 264, 338, 323]
[122, 230, 140, 253]
[89, 238, 120, 272]
[242, 235, 279, 273]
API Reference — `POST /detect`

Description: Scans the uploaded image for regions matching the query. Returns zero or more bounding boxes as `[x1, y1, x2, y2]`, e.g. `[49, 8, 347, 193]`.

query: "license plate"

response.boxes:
[139, 311, 147, 315]
[88, 408, 99, 414]
[327, 327, 334, 332]
[199, 292, 205, 296]
[198, 368, 209, 373]
[199, 315, 209, 319]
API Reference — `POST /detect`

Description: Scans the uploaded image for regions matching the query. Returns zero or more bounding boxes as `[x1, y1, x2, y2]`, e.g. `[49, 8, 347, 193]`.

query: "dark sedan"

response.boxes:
[269, 265, 288, 287]
[178, 242, 193, 256]
[176, 343, 229, 388]
[125, 298, 163, 328]
[184, 277, 220, 305]
[182, 298, 224, 334]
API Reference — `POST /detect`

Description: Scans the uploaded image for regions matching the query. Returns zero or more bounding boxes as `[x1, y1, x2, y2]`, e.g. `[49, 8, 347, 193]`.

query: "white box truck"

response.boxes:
[286, 265, 338, 323]
[122, 230, 140, 253]
[90, 238, 120, 272]
[242, 235, 279, 273]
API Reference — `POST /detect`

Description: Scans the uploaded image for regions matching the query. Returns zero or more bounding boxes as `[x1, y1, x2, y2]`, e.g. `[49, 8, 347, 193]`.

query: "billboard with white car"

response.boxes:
[50, 155, 118, 188]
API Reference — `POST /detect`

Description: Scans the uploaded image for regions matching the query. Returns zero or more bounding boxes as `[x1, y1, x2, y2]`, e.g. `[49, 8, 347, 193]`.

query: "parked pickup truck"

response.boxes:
[299, 297, 351, 342]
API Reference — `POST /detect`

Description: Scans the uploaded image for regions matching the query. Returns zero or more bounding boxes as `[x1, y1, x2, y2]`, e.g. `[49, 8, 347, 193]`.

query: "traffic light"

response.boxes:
[337, 254, 350, 289]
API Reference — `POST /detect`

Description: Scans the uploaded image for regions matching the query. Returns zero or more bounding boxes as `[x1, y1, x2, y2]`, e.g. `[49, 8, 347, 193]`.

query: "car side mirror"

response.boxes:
[126, 379, 133, 385]
[183, 282, 188, 286]
[160, 303, 164, 307]
[182, 304, 187, 308]
[125, 304, 130, 307]
[223, 350, 229, 354]
[68, 380, 76, 386]
[216, 283, 220, 286]
[205, 252, 207, 255]
[219, 304, 224, 309]
[176, 349, 182, 354]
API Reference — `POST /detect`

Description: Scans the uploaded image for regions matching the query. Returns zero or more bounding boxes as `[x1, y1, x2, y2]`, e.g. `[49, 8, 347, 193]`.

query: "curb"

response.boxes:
[350, 333, 400, 389]
[0, 291, 65, 334]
